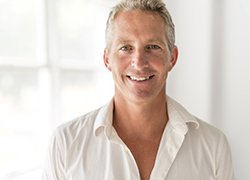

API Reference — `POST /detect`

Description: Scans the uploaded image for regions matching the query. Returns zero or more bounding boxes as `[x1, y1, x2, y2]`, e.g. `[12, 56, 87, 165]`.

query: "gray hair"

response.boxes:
[105, 0, 175, 51]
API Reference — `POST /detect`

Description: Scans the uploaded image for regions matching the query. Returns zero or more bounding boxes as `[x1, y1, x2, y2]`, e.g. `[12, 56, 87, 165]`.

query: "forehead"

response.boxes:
[111, 10, 167, 43]
[115, 9, 164, 22]
[113, 10, 165, 32]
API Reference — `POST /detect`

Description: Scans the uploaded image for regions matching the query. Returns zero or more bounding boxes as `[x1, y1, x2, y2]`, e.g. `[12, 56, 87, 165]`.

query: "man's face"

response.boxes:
[104, 10, 178, 103]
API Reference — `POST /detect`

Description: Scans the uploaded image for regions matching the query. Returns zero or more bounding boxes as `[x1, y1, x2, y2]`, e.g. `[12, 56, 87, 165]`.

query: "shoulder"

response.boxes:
[53, 107, 102, 144]
[167, 96, 228, 143]
[188, 117, 230, 152]
[50, 99, 113, 148]
[194, 118, 226, 140]
[59, 108, 100, 130]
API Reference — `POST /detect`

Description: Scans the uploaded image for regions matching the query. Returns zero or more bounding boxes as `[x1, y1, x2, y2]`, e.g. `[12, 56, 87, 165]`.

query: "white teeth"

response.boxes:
[129, 76, 150, 81]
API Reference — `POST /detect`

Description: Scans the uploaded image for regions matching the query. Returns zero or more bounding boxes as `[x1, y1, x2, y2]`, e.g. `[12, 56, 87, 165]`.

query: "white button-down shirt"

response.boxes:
[43, 96, 235, 180]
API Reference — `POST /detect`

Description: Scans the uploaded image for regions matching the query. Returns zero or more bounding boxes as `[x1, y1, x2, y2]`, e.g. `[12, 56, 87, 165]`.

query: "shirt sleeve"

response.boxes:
[215, 134, 235, 180]
[42, 130, 66, 180]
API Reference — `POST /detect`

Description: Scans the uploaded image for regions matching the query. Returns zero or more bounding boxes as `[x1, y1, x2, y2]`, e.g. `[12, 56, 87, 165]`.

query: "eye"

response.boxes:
[145, 44, 161, 50]
[119, 45, 133, 52]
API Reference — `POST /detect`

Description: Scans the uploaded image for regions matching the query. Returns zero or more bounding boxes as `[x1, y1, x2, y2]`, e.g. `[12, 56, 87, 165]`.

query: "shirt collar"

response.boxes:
[93, 96, 199, 137]
[167, 96, 199, 134]
[93, 98, 114, 137]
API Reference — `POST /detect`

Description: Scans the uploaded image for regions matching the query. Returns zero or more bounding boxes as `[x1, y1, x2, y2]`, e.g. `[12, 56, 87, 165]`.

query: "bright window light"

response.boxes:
[0, 0, 116, 179]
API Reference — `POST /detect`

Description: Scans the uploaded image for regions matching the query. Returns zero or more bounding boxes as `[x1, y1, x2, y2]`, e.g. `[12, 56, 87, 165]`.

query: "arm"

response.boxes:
[216, 134, 235, 180]
[42, 131, 66, 180]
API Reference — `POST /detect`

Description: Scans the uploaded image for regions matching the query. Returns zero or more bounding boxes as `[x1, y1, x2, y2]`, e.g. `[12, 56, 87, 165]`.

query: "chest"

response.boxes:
[63, 131, 217, 180]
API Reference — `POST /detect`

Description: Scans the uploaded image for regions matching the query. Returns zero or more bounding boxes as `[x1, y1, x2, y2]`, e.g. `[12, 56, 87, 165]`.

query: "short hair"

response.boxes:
[105, 0, 175, 51]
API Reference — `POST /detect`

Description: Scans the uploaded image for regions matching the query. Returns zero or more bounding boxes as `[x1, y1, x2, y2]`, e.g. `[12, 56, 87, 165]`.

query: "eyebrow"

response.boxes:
[116, 39, 133, 45]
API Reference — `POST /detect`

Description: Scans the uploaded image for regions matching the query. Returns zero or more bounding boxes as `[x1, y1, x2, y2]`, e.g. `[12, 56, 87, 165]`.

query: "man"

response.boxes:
[43, 0, 235, 179]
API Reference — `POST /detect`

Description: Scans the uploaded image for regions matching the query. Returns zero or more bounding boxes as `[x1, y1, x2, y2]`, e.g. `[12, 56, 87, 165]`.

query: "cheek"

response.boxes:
[155, 60, 171, 78]
[162, 56, 173, 72]
[153, 56, 171, 71]
[111, 55, 130, 71]
[109, 59, 125, 78]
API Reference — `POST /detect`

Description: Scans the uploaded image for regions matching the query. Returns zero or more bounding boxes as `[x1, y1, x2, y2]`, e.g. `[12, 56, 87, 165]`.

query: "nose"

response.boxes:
[131, 49, 149, 70]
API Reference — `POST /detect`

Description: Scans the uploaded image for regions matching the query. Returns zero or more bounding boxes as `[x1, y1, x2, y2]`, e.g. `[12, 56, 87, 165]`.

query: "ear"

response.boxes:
[168, 46, 178, 71]
[103, 49, 111, 71]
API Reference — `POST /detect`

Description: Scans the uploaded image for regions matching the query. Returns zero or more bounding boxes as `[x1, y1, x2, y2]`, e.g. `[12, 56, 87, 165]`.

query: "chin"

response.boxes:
[127, 91, 160, 103]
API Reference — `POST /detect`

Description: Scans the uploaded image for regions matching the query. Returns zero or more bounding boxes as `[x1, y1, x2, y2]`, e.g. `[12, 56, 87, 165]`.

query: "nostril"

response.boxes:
[131, 59, 149, 69]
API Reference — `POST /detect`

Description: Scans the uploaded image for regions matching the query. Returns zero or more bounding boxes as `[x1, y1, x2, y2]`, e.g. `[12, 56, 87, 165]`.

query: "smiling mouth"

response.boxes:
[127, 75, 154, 82]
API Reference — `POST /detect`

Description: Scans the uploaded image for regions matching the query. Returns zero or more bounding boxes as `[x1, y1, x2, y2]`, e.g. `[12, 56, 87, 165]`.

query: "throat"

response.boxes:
[112, 104, 168, 180]
[119, 128, 163, 180]
[113, 104, 168, 140]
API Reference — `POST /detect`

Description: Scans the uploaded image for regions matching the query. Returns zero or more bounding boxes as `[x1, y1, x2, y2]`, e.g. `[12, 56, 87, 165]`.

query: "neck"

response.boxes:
[113, 94, 168, 139]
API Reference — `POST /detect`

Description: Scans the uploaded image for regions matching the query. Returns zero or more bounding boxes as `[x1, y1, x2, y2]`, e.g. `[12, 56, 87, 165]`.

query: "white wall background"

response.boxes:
[167, 0, 250, 180]
[0, 0, 249, 179]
